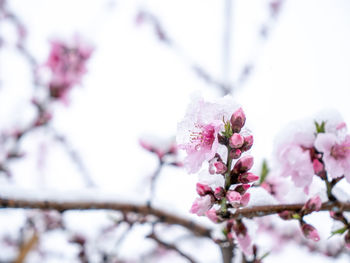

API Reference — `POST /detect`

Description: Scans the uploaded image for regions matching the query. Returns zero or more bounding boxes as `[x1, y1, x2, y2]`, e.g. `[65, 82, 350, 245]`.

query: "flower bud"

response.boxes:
[241, 135, 254, 152]
[240, 192, 250, 206]
[218, 133, 228, 145]
[233, 184, 250, 194]
[304, 195, 322, 212]
[301, 223, 320, 242]
[230, 148, 242, 159]
[226, 190, 241, 203]
[230, 108, 246, 133]
[312, 159, 324, 174]
[214, 187, 225, 200]
[233, 155, 254, 174]
[229, 133, 244, 148]
[238, 172, 259, 184]
[209, 156, 227, 174]
[196, 183, 212, 196]
[278, 211, 296, 220]
[329, 211, 345, 221]
[345, 230, 350, 249]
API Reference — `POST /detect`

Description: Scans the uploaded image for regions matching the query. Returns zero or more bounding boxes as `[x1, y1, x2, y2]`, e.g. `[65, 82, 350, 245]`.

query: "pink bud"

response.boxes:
[313, 159, 324, 174]
[229, 133, 244, 148]
[329, 211, 344, 221]
[279, 211, 295, 220]
[241, 135, 254, 152]
[196, 183, 212, 196]
[226, 191, 241, 203]
[230, 148, 242, 159]
[205, 208, 218, 223]
[304, 195, 322, 212]
[230, 108, 246, 133]
[240, 192, 250, 206]
[234, 184, 250, 194]
[345, 231, 350, 249]
[233, 155, 254, 174]
[209, 156, 227, 174]
[301, 223, 320, 242]
[238, 172, 259, 183]
[214, 162, 227, 174]
[214, 187, 225, 200]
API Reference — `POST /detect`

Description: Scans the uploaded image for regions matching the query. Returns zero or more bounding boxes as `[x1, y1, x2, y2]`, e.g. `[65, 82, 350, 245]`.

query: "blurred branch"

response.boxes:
[220, 241, 235, 263]
[147, 232, 197, 263]
[0, 197, 211, 238]
[14, 232, 39, 263]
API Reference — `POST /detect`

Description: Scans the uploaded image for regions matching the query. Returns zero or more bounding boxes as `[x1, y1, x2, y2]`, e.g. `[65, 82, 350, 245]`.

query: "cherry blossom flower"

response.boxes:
[315, 133, 350, 182]
[177, 95, 240, 173]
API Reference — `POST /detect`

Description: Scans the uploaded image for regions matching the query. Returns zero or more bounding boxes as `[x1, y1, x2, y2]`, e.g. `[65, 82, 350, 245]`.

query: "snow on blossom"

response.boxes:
[177, 95, 240, 173]
[315, 133, 350, 182]
[189, 195, 212, 216]
[274, 110, 348, 192]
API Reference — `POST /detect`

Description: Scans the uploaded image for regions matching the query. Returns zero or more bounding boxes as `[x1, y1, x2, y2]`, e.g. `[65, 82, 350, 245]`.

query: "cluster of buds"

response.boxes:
[279, 195, 322, 242]
[189, 107, 258, 220]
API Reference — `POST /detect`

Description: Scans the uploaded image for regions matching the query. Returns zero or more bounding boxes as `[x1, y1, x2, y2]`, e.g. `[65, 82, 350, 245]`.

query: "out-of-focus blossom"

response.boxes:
[315, 133, 350, 182]
[301, 223, 320, 242]
[45, 37, 93, 103]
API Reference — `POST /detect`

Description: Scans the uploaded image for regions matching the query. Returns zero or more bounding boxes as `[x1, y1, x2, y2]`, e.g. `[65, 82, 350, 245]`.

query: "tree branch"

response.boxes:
[230, 201, 350, 219]
[0, 197, 211, 238]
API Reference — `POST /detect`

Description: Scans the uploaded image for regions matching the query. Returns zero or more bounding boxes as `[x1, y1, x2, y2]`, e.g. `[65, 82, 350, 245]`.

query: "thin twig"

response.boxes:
[147, 232, 197, 263]
[49, 127, 95, 187]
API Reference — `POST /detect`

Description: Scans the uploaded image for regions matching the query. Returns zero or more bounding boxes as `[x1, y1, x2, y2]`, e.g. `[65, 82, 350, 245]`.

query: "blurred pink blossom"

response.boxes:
[315, 133, 350, 182]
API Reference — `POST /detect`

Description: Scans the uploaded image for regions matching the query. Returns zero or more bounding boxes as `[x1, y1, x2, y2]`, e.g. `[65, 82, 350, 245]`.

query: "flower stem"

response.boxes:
[224, 146, 232, 190]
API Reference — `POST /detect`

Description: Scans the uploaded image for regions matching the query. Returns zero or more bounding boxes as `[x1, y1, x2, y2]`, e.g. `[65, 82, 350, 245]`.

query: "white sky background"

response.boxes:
[1, 0, 350, 262]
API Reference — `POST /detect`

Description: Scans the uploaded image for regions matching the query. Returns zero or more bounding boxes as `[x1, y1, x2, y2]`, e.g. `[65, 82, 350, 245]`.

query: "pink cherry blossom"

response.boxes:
[189, 195, 212, 216]
[45, 37, 93, 103]
[315, 133, 350, 181]
[177, 95, 240, 173]
[277, 142, 314, 192]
